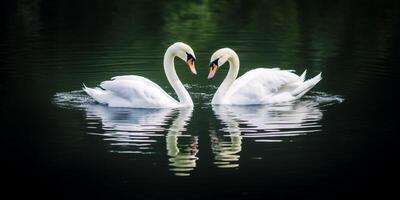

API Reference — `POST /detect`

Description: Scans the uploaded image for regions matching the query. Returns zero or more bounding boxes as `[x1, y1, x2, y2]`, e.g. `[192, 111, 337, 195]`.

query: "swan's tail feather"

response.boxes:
[291, 72, 322, 99]
[82, 84, 109, 105]
[82, 83, 93, 97]
[300, 69, 307, 82]
[82, 83, 88, 92]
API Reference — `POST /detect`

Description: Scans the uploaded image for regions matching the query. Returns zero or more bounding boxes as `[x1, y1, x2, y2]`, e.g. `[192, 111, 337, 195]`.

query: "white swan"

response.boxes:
[83, 42, 197, 108]
[207, 48, 322, 105]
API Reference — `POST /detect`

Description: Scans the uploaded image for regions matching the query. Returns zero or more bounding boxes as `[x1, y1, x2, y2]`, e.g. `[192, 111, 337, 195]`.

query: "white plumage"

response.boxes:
[83, 42, 197, 108]
[208, 48, 322, 105]
[221, 68, 321, 104]
[83, 75, 179, 108]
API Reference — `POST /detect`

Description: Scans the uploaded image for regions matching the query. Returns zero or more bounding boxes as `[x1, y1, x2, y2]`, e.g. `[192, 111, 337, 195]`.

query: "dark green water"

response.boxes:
[1, 0, 399, 199]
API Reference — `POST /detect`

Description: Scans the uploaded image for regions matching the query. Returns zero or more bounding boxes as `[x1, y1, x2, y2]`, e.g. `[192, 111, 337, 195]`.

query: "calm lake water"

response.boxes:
[1, 0, 399, 199]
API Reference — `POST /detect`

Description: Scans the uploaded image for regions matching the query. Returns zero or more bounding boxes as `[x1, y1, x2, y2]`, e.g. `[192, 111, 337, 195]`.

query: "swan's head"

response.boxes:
[208, 48, 236, 80]
[171, 42, 197, 75]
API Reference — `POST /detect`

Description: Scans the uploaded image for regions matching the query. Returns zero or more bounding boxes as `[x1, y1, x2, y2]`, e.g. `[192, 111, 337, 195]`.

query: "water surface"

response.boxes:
[1, 0, 398, 199]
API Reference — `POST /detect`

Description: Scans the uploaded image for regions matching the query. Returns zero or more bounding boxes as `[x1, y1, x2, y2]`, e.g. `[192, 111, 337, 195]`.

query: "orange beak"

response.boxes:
[187, 58, 197, 75]
[208, 63, 218, 80]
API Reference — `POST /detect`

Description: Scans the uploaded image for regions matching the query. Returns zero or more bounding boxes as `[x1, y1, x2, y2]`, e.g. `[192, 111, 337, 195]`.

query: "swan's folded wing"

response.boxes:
[111, 75, 155, 84]
[224, 68, 303, 104]
[99, 76, 178, 107]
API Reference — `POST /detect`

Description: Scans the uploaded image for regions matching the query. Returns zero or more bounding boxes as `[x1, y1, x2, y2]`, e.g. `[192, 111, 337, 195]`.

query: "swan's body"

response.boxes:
[208, 48, 322, 105]
[83, 42, 196, 108]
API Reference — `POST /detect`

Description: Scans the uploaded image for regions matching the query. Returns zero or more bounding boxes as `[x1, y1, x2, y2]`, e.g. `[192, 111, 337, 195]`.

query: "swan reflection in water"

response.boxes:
[165, 108, 198, 176]
[84, 100, 324, 173]
[84, 105, 197, 176]
[211, 100, 323, 168]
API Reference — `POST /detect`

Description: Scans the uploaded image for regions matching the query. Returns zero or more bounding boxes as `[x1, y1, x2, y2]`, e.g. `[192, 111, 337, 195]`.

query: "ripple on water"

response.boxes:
[211, 91, 343, 165]
[213, 92, 343, 143]
[54, 90, 172, 156]
[53, 88, 344, 173]
[53, 90, 95, 109]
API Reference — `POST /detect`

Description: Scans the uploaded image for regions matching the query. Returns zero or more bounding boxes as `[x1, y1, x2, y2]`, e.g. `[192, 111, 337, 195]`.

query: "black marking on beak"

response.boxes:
[186, 52, 197, 75]
[208, 58, 220, 80]
[208, 58, 219, 68]
[186, 52, 196, 62]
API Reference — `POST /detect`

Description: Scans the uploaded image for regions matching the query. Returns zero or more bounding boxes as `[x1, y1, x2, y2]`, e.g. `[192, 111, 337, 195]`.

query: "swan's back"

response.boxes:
[222, 68, 321, 105]
[84, 75, 179, 108]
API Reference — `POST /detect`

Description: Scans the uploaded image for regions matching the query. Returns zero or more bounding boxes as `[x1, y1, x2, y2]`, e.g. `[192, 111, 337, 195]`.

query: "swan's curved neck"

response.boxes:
[164, 48, 193, 107]
[212, 51, 240, 104]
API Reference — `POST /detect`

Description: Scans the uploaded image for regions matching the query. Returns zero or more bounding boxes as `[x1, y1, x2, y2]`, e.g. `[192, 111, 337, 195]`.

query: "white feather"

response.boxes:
[210, 49, 322, 105]
[82, 43, 195, 108]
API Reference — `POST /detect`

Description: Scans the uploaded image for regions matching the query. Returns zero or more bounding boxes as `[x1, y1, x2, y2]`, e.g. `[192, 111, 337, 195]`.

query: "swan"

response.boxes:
[83, 42, 197, 108]
[207, 48, 322, 105]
